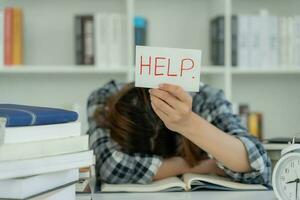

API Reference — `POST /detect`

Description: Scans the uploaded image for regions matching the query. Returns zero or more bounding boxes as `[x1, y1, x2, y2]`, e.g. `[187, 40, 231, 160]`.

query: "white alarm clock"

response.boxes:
[272, 138, 300, 200]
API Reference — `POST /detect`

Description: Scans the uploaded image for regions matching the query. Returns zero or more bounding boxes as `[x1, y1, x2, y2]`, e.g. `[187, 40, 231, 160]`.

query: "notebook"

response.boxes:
[100, 173, 268, 192]
[0, 104, 78, 127]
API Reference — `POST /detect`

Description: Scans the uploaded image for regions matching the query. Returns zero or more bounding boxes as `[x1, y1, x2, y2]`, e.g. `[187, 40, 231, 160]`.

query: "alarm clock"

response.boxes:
[272, 138, 300, 200]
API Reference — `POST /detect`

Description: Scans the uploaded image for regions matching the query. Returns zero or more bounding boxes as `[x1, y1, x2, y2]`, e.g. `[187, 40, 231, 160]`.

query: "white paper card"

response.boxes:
[135, 46, 202, 92]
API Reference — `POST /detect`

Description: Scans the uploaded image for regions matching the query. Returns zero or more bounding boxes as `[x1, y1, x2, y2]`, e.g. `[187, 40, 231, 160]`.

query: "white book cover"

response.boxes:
[2, 121, 81, 144]
[259, 13, 270, 68]
[237, 15, 250, 68]
[107, 14, 123, 67]
[95, 13, 108, 68]
[294, 16, 300, 67]
[269, 16, 279, 68]
[32, 184, 76, 200]
[0, 11, 3, 66]
[249, 15, 261, 68]
[0, 135, 89, 161]
[287, 17, 295, 67]
[279, 17, 289, 67]
[0, 169, 78, 199]
[0, 150, 94, 180]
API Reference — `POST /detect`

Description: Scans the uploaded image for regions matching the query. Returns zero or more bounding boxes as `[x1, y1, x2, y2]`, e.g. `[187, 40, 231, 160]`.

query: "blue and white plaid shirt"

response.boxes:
[87, 80, 272, 186]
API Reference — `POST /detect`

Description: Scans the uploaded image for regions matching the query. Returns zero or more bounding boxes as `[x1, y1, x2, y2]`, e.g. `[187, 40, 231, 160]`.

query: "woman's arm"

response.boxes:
[150, 84, 271, 185]
[149, 84, 251, 172]
[154, 157, 225, 181]
[180, 112, 251, 172]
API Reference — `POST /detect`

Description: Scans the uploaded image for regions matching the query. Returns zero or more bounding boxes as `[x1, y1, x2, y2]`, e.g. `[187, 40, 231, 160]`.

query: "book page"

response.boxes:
[183, 173, 268, 191]
[101, 177, 186, 192]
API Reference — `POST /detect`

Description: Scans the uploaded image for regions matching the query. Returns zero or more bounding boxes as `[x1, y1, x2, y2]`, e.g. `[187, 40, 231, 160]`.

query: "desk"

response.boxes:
[77, 191, 276, 200]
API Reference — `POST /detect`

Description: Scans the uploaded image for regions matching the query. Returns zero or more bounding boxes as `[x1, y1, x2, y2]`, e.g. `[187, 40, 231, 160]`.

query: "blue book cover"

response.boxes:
[0, 104, 78, 127]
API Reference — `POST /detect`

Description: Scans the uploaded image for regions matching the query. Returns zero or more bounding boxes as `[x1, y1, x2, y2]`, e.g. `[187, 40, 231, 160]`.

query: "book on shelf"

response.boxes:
[4, 7, 13, 66]
[76, 13, 126, 68]
[236, 104, 263, 140]
[248, 112, 263, 140]
[3, 7, 24, 66]
[100, 173, 268, 193]
[74, 15, 95, 65]
[210, 16, 236, 66]
[12, 8, 23, 65]
[0, 169, 78, 199]
[0, 11, 3, 66]
[134, 16, 147, 46]
[0, 150, 94, 180]
[75, 16, 84, 65]
[210, 12, 300, 68]
[0, 104, 78, 127]
[83, 15, 94, 65]
[95, 13, 109, 67]
[107, 14, 124, 67]
[0, 135, 88, 161]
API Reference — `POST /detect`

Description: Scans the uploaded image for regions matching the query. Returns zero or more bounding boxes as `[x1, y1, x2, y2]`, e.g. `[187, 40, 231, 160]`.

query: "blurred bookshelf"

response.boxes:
[1, 0, 300, 140]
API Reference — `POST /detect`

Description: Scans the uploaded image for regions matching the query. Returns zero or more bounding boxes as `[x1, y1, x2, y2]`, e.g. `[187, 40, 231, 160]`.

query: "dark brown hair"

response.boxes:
[94, 83, 206, 166]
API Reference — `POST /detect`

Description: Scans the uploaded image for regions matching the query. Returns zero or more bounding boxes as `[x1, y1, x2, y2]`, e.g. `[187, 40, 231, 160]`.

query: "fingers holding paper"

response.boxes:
[149, 83, 193, 133]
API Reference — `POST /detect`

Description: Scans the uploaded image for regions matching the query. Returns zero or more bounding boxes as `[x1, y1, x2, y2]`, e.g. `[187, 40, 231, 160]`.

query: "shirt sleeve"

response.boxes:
[193, 86, 272, 186]
[87, 81, 162, 184]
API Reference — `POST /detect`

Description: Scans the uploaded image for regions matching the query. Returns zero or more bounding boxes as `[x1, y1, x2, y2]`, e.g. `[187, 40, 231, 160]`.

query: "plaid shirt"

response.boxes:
[87, 80, 272, 186]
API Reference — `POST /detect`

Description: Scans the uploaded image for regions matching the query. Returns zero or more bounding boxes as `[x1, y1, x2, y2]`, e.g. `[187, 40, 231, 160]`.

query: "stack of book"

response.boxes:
[0, 7, 24, 66]
[0, 104, 94, 200]
[76, 167, 92, 194]
[210, 12, 300, 68]
[74, 13, 126, 68]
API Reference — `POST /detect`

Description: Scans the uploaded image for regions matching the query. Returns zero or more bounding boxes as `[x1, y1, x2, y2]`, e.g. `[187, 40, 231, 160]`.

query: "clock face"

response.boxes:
[273, 153, 300, 200]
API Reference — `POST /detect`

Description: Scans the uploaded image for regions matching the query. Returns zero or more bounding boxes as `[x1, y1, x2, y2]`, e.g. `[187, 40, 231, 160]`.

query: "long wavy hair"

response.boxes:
[94, 82, 206, 166]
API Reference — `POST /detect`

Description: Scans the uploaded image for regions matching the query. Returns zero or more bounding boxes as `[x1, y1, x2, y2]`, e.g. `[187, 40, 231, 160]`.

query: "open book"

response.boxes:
[100, 173, 268, 192]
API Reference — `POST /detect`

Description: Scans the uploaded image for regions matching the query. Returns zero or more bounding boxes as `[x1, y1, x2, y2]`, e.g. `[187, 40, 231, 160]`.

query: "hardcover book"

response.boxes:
[0, 135, 88, 161]
[0, 169, 78, 199]
[1, 121, 81, 144]
[0, 104, 78, 127]
[0, 150, 94, 180]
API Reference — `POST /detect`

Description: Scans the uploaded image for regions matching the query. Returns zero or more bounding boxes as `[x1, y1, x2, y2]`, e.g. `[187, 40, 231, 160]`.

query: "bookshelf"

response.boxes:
[1, 0, 300, 139]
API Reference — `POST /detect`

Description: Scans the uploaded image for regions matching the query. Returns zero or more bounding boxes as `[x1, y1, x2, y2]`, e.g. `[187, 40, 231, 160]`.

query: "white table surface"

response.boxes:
[77, 191, 277, 200]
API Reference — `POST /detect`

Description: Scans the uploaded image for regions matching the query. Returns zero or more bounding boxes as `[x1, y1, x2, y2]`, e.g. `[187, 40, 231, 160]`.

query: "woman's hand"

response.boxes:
[149, 83, 193, 134]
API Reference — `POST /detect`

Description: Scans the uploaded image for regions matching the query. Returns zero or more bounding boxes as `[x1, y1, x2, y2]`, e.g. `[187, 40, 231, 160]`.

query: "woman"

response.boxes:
[87, 80, 271, 186]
